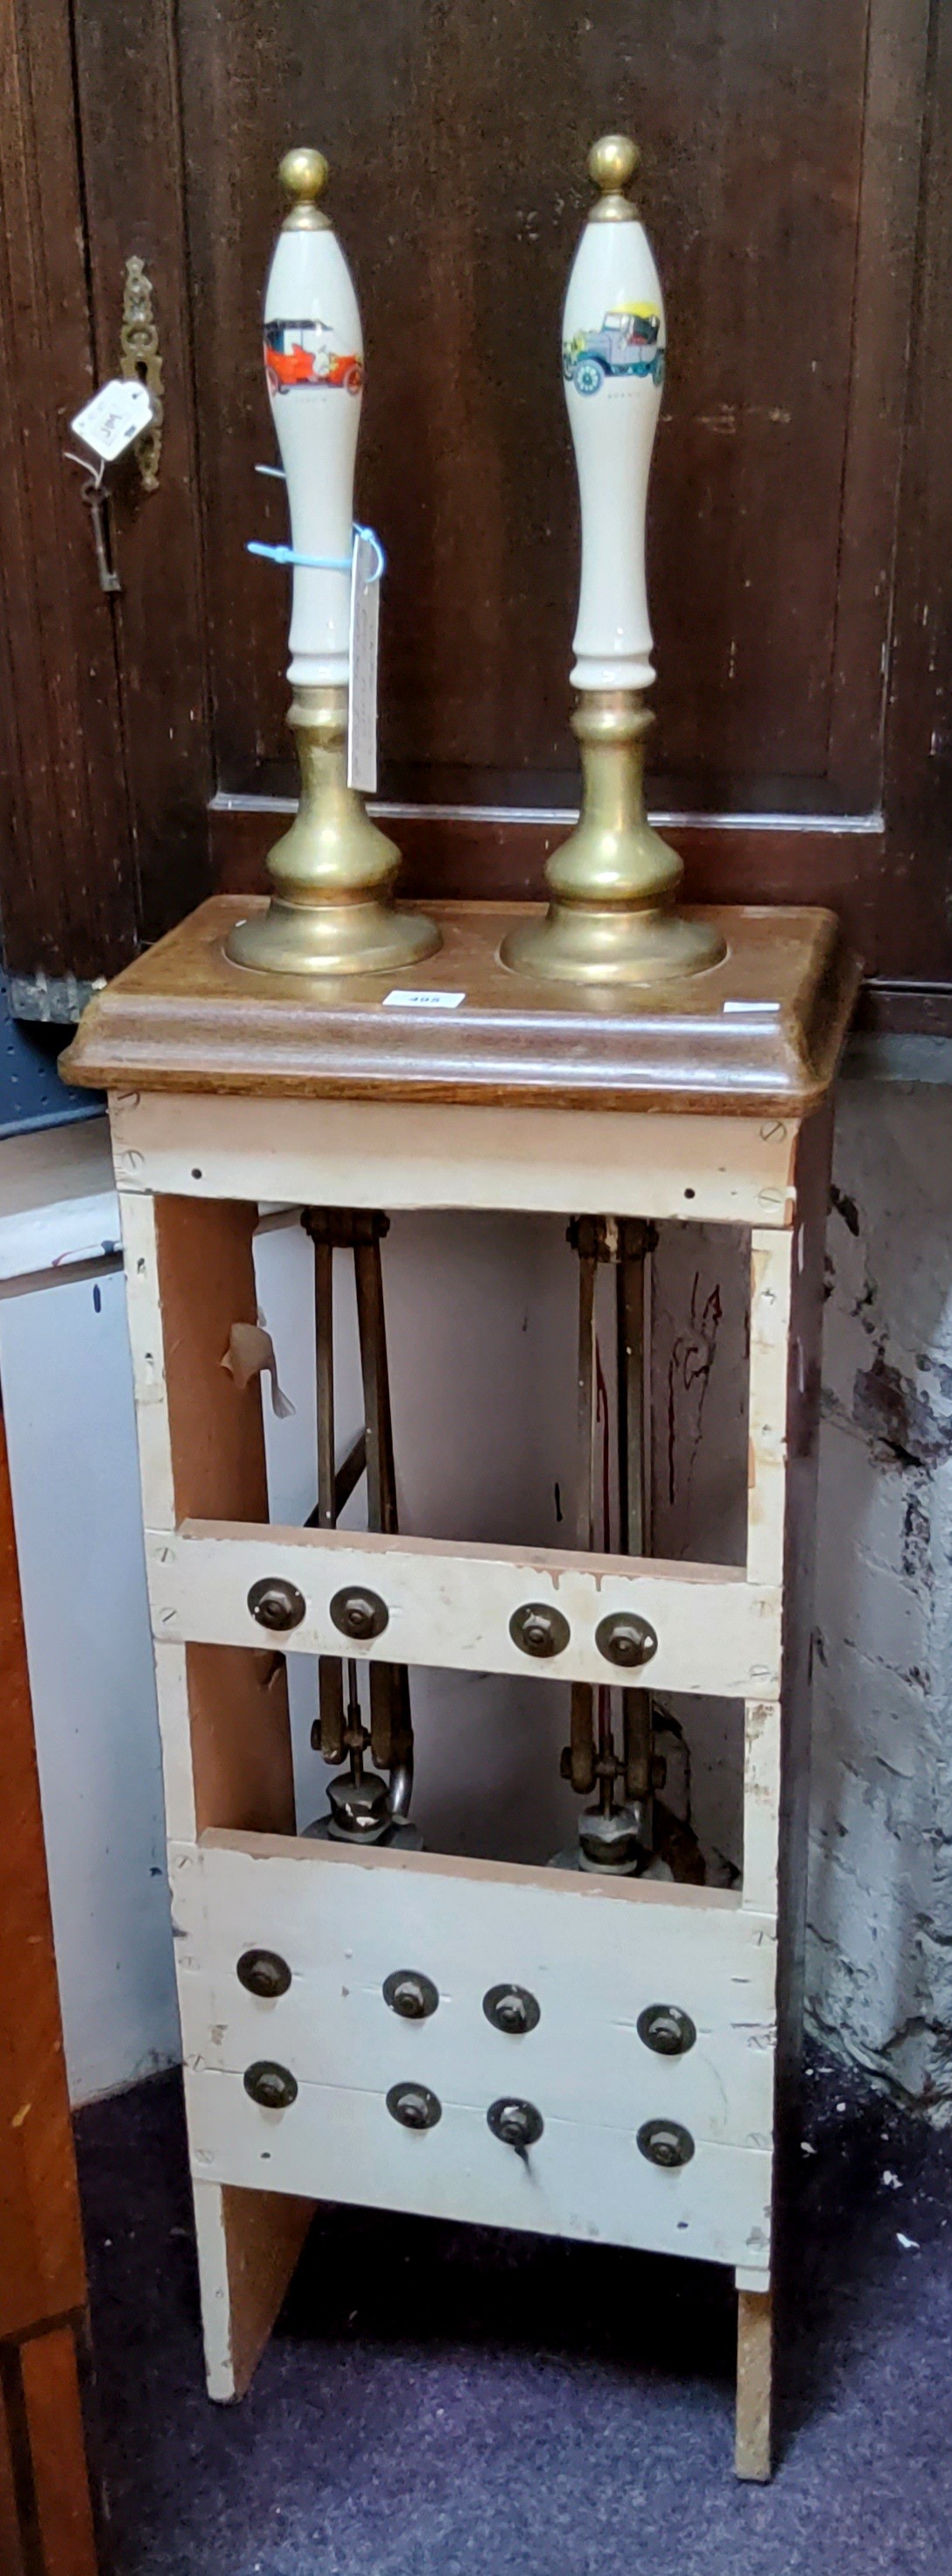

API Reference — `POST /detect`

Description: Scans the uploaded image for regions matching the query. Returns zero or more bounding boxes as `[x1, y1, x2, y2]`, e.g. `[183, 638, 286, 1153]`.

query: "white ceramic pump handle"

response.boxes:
[562, 134, 666, 695]
[263, 147, 364, 692]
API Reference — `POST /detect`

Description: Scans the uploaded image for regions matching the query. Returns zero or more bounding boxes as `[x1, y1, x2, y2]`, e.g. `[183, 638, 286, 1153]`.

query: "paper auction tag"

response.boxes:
[347, 530, 380, 793]
[382, 990, 467, 1009]
[70, 379, 154, 465]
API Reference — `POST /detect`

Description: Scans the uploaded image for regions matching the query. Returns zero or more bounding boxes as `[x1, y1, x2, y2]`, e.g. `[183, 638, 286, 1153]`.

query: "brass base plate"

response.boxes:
[499, 901, 727, 985]
[225, 895, 440, 979]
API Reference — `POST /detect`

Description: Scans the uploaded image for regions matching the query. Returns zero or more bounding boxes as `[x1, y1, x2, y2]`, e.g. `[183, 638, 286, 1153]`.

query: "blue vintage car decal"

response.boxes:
[563, 305, 665, 394]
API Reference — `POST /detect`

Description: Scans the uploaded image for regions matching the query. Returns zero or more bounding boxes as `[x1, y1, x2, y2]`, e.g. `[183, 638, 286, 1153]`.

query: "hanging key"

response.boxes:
[80, 475, 122, 595]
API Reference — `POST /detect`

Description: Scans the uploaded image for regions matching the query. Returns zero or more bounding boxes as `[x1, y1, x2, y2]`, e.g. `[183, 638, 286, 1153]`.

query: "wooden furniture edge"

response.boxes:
[60, 898, 860, 1118]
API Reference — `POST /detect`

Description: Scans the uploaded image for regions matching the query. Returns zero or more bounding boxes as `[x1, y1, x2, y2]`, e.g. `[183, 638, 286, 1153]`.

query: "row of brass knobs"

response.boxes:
[247, 1578, 658, 1669]
[238, 1946, 696, 2162]
[236, 1949, 695, 2059]
[240, 2060, 694, 2169]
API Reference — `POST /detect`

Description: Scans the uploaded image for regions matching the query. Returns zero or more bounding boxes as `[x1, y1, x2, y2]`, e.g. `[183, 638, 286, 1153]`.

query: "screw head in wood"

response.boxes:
[595, 1610, 657, 1668]
[248, 1576, 306, 1632]
[510, 1602, 571, 1659]
[487, 2097, 544, 2150]
[637, 2004, 696, 2057]
[383, 1970, 439, 2020]
[330, 1586, 389, 1641]
[236, 1948, 291, 1999]
[387, 2082, 442, 2130]
[637, 2118, 695, 2168]
[483, 1983, 541, 2035]
[243, 2060, 298, 2110]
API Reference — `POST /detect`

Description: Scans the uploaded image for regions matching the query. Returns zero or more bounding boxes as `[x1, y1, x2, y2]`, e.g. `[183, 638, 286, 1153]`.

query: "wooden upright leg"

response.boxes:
[193, 2182, 313, 2402]
[122, 1189, 317, 2402]
[735, 2288, 773, 2482]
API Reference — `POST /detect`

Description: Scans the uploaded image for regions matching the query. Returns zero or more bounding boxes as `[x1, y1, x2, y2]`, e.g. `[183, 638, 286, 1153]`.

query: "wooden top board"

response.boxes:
[61, 898, 860, 1117]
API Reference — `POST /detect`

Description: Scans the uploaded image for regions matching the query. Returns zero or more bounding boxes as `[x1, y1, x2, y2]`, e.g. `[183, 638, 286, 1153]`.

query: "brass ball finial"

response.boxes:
[280, 145, 328, 202]
[588, 133, 640, 195]
[278, 147, 331, 230]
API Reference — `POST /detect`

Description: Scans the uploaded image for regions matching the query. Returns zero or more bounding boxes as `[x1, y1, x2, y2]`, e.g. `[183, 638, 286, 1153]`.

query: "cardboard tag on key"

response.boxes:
[347, 529, 380, 794]
[70, 379, 154, 466]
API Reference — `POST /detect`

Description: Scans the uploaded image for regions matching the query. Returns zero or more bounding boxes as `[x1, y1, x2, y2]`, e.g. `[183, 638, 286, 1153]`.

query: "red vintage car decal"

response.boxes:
[264, 320, 363, 394]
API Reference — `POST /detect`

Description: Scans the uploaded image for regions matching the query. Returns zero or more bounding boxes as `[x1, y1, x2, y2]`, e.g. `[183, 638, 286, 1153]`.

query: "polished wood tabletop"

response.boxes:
[63, 899, 860, 1118]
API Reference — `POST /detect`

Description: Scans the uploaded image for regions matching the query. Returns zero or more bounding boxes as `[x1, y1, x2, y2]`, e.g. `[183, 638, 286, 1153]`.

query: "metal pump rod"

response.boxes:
[302, 1206, 414, 1829]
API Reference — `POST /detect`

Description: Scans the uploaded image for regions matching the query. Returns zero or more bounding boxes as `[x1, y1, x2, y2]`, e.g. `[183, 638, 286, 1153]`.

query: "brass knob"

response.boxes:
[278, 147, 332, 235]
[637, 2004, 696, 2058]
[243, 2060, 298, 2110]
[279, 145, 328, 203]
[588, 133, 640, 195]
[383, 1970, 439, 2021]
[483, 1983, 540, 2036]
[637, 2118, 695, 2168]
[487, 2097, 544, 2150]
[248, 1576, 306, 1632]
[236, 1948, 291, 1999]
[595, 1610, 657, 1668]
[330, 1586, 389, 1641]
[510, 1602, 571, 1660]
[387, 2082, 442, 2130]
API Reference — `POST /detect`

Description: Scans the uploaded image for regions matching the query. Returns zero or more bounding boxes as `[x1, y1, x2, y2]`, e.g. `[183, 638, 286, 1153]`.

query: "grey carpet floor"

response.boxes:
[75, 2057, 952, 2575]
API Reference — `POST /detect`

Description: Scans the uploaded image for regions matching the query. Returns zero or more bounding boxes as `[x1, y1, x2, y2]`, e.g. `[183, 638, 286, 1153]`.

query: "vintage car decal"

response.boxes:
[562, 304, 665, 395]
[264, 319, 363, 394]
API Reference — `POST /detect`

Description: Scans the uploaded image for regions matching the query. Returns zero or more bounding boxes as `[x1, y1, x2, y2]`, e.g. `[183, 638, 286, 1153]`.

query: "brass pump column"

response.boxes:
[502, 137, 724, 985]
[227, 150, 437, 978]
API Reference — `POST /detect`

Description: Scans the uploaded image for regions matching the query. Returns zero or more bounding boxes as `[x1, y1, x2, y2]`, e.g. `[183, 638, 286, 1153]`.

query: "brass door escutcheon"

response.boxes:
[120, 255, 163, 490]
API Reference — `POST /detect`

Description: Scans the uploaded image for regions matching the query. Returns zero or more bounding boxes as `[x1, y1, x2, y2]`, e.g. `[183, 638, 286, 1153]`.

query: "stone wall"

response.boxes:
[653, 1072, 952, 2118]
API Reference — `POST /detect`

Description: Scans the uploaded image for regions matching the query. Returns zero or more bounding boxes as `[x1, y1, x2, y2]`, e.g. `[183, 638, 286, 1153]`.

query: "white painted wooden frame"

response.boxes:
[112, 1080, 815, 2487]
[149, 1524, 781, 1698]
[110, 1089, 798, 1229]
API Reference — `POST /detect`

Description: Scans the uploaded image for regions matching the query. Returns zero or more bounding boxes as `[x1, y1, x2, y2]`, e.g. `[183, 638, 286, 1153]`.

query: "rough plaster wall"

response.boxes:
[652, 1080, 952, 2119]
[810, 1082, 952, 2115]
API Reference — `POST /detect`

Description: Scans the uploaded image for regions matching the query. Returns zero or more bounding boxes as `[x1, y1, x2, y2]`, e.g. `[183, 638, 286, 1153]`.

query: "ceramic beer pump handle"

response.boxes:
[226, 148, 438, 979]
[502, 136, 724, 986]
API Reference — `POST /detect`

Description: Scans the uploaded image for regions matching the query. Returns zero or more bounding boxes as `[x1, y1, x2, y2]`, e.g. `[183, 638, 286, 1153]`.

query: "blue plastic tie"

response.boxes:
[247, 523, 386, 582]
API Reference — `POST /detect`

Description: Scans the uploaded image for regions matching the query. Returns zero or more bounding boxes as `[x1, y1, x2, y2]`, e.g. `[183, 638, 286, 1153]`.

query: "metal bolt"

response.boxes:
[487, 2097, 544, 2150]
[236, 1948, 291, 1999]
[383, 1970, 439, 2021]
[243, 2060, 298, 2110]
[595, 1610, 658, 1668]
[637, 2004, 696, 2058]
[248, 1576, 306, 1632]
[483, 1983, 541, 2036]
[330, 1586, 389, 1641]
[510, 1602, 571, 1660]
[387, 2082, 442, 2129]
[637, 2118, 695, 2168]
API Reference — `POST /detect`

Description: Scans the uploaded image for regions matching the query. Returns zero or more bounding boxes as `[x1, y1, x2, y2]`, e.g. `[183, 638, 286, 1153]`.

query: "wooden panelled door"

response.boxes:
[1, 0, 951, 1018]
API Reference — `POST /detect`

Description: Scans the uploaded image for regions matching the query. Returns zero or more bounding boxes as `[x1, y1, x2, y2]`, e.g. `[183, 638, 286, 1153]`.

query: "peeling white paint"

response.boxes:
[651, 1082, 952, 2120]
